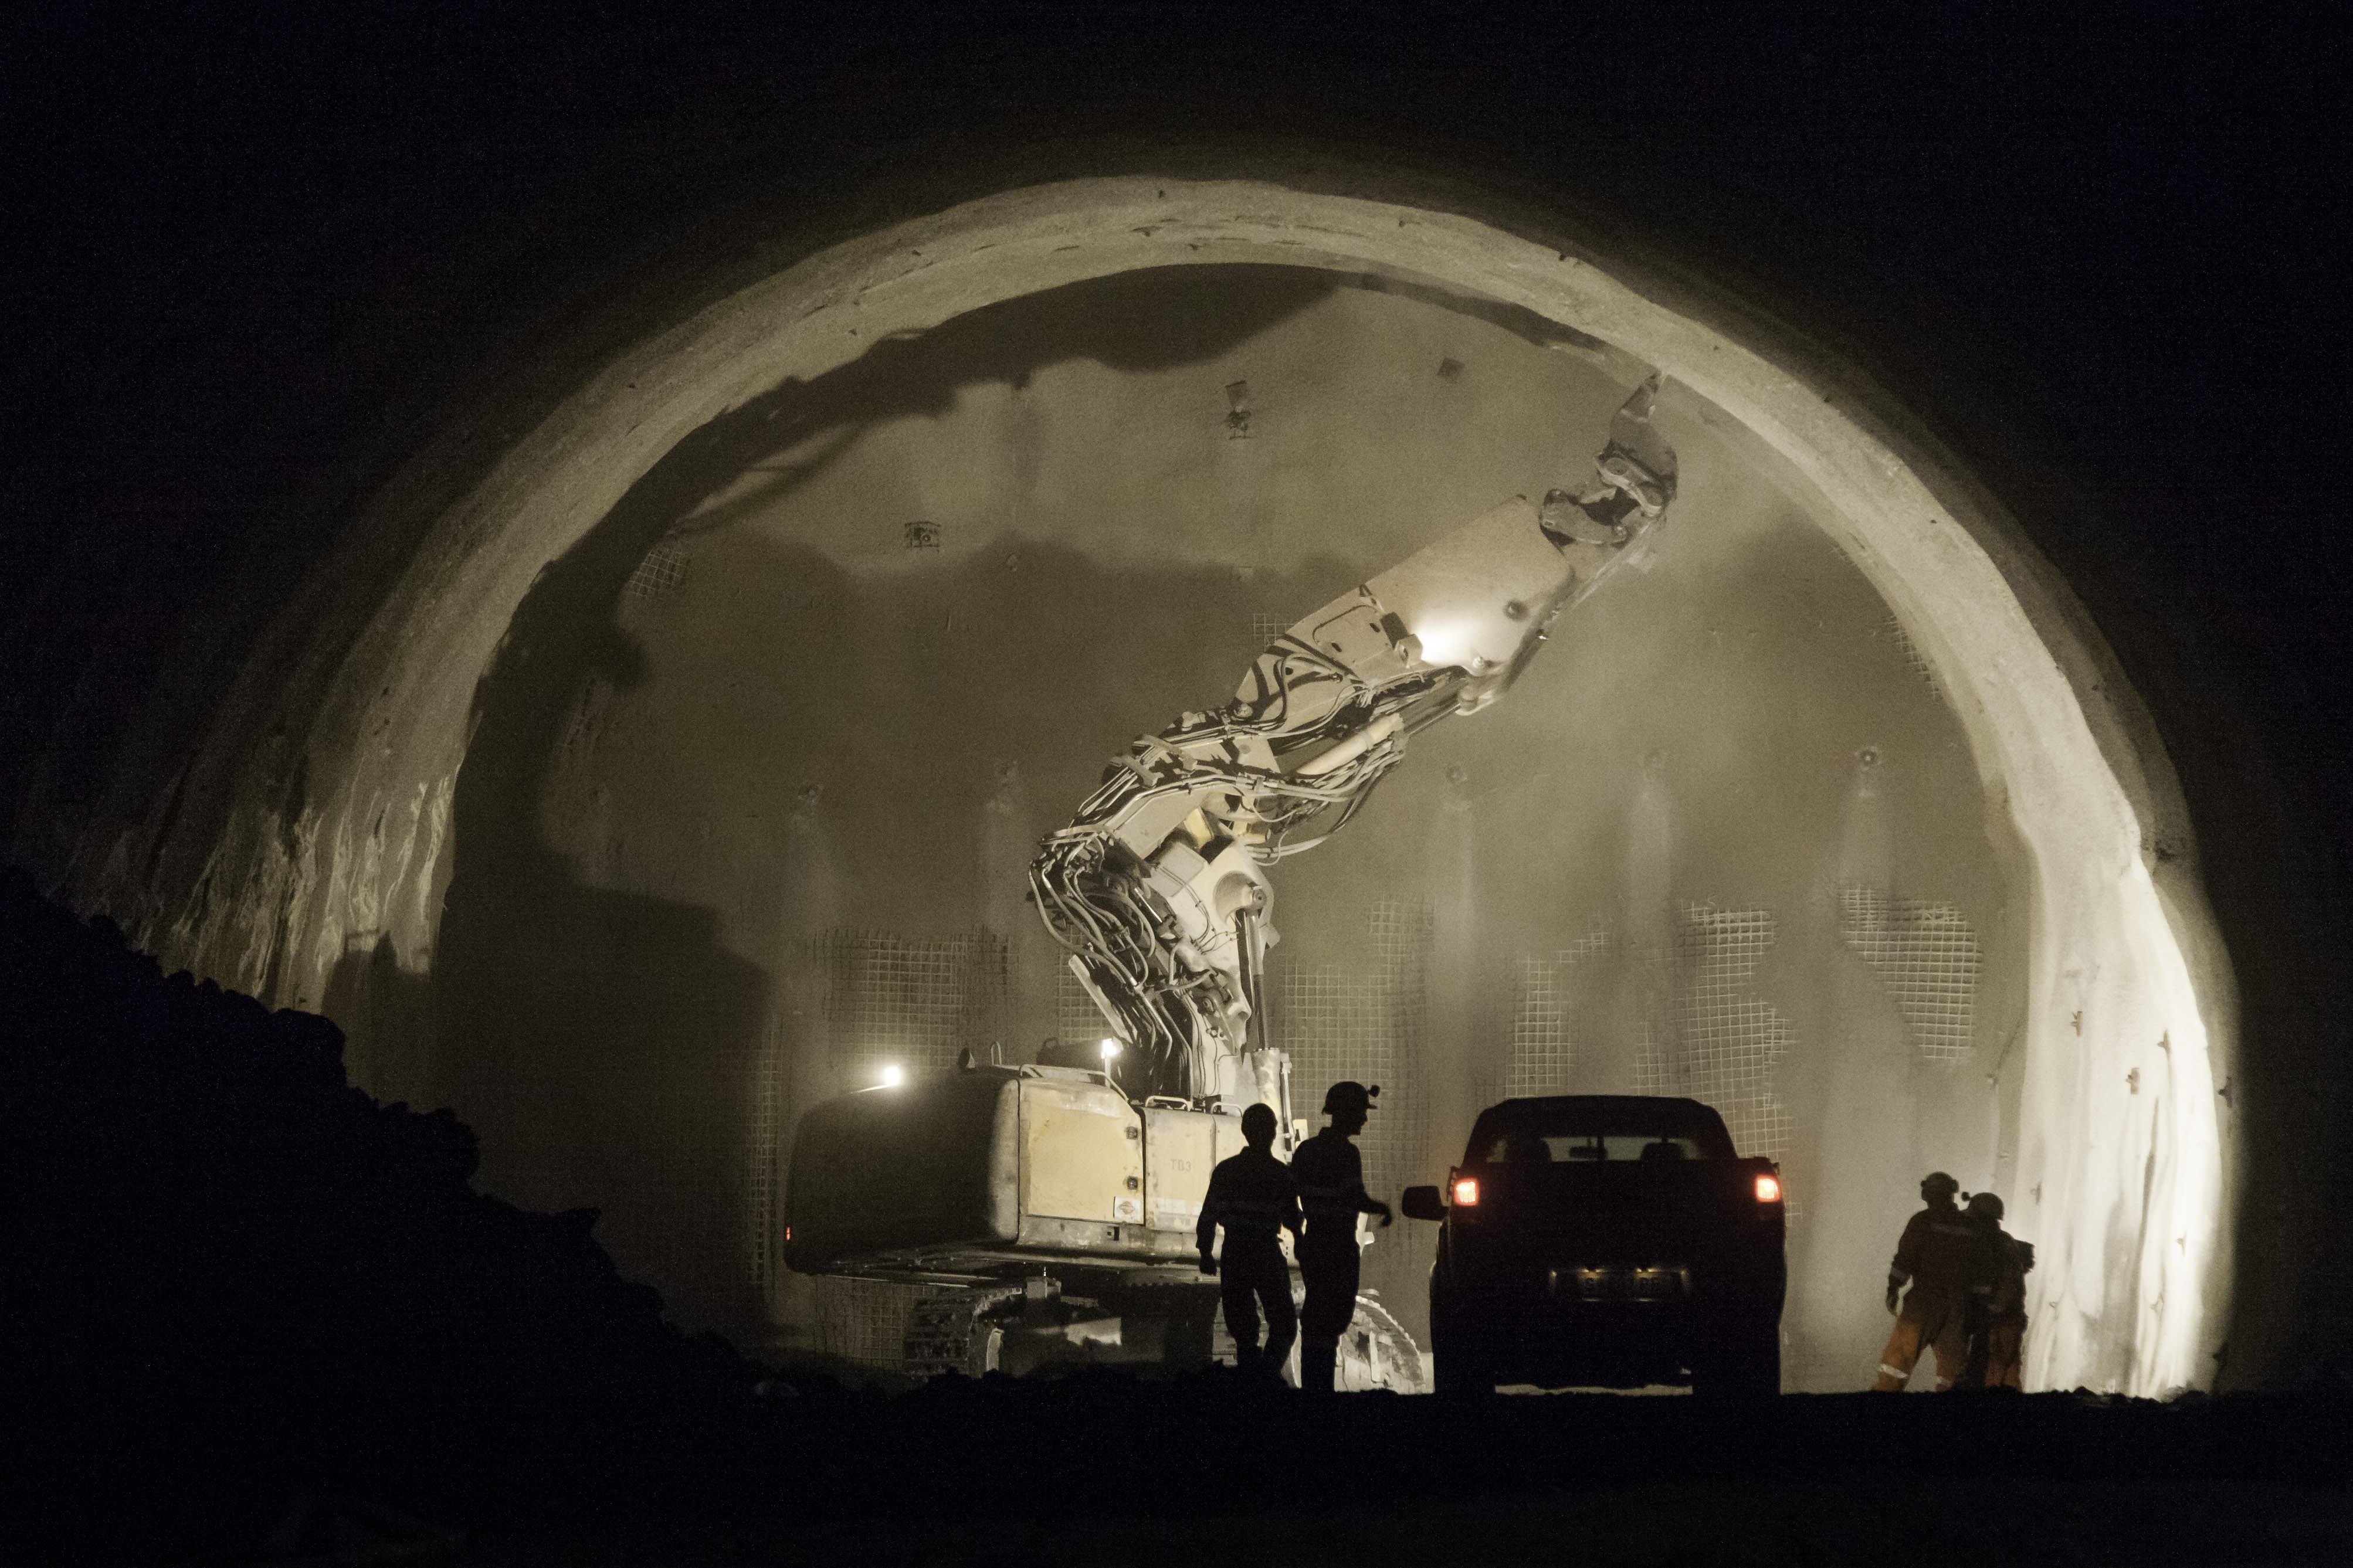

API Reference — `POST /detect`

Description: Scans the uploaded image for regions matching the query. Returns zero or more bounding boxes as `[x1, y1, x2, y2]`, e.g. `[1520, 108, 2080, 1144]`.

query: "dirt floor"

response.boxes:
[384, 1380, 2352, 1567]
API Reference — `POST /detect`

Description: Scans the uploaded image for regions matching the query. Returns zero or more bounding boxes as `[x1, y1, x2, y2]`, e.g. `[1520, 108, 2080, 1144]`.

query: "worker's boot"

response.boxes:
[1301, 1336, 1338, 1394]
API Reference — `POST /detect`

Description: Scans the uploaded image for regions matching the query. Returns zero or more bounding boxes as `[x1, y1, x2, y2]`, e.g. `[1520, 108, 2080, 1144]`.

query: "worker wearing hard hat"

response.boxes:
[1290, 1081, 1394, 1394]
[1871, 1171, 1993, 1391]
[1959, 1190, 2035, 1390]
[1197, 1102, 1303, 1380]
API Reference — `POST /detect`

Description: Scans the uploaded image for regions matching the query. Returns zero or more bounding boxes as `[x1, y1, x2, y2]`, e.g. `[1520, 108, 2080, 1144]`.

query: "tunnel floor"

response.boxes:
[323, 1382, 2351, 1567]
[8, 867, 2335, 1566]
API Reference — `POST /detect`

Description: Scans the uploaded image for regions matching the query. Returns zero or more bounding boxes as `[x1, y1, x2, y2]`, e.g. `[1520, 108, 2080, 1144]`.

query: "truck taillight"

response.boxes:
[1452, 1176, 1480, 1207]
[1754, 1173, 1783, 1204]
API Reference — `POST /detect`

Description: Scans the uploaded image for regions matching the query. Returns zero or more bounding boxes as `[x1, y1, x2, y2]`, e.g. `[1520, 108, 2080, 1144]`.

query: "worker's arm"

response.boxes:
[1298, 1141, 1394, 1229]
[1196, 1163, 1226, 1274]
[1347, 1142, 1394, 1227]
[1887, 1211, 1929, 1312]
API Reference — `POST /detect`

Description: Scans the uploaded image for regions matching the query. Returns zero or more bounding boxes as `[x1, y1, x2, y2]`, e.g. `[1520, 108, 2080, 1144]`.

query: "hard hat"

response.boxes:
[1921, 1171, 1959, 1200]
[1323, 1081, 1380, 1114]
[1967, 1191, 2005, 1221]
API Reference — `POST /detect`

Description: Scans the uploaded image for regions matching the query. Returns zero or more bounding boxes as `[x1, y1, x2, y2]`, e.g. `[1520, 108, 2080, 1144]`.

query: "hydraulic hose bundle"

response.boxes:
[1029, 378, 1680, 1104]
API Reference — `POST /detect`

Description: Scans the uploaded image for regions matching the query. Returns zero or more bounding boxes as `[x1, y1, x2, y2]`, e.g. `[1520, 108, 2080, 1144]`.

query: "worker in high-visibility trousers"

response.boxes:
[1959, 1190, 2035, 1390]
[1871, 1172, 1993, 1391]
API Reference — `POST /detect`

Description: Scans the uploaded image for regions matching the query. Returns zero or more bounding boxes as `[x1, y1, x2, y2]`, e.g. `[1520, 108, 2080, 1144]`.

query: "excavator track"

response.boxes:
[883, 1270, 1424, 1390]
[1210, 1289, 1428, 1393]
[902, 1284, 1026, 1379]
[1336, 1293, 1427, 1393]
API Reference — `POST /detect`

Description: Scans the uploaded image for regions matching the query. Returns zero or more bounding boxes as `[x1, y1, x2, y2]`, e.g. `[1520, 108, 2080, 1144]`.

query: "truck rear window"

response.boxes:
[1476, 1133, 1714, 1163]
[1466, 1097, 1740, 1162]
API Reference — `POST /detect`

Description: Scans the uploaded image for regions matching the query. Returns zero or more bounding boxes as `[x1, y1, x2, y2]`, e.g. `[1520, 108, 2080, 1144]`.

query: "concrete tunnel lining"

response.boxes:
[155, 174, 2232, 1395]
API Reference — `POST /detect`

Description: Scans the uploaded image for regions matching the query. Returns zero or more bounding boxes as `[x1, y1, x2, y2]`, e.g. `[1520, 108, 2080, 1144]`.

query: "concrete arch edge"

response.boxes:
[111, 167, 2236, 1396]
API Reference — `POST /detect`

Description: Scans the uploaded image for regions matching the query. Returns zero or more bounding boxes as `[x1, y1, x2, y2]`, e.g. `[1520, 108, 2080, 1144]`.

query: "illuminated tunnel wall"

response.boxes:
[40, 175, 2233, 1394]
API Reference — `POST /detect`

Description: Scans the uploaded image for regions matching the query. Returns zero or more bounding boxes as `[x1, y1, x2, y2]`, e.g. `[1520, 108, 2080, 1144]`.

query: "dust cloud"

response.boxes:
[415, 264, 2023, 1383]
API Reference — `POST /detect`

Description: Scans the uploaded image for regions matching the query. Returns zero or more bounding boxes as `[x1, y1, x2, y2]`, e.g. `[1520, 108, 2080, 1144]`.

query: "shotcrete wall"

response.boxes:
[16, 174, 2237, 1393]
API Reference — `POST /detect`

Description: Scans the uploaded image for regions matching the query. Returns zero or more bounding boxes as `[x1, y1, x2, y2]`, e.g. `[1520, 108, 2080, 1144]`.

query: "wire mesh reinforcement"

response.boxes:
[1503, 927, 1613, 1099]
[816, 928, 1006, 1088]
[1363, 897, 1430, 1204]
[1506, 955, 1566, 1099]
[1673, 904, 1793, 1163]
[747, 1012, 790, 1297]
[1839, 885, 1980, 1065]
[1880, 610, 1937, 695]
[808, 1275, 945, 1373]
[1277, 900, 1431, 1201]
[1057, 963, 1110, 1053]
[626, 541, 689, 599]
[1632, 1017, 1671, 1096]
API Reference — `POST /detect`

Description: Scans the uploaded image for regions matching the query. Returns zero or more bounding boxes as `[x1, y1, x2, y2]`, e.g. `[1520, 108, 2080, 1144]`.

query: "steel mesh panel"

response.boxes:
[1839, 885, 1980, 1064]
[1361, 899, 1430, 1200]
[1880, 610, 1938, 694]
[1506, 955, 1566, 1099]
[958, 931, 1008, 1057]
[1632, 1017, 1671, 1096]
[747, 1012, 789, 1295]
[818, 928, 1006, 1085]
[1278, 900, 1430, 1202]
[1057, 962, 1110, 1051]
[1280, 962, 1357, 1118]
[1503, 928, 1612, 1099]
[1669, 904, 1793, 1164]
[808, 1275, 941, 1373]
[626, 541, 689, 599]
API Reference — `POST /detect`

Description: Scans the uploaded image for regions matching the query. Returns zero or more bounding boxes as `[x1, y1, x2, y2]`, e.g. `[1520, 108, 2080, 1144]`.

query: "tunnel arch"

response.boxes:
[135, 171, 2232, 1395]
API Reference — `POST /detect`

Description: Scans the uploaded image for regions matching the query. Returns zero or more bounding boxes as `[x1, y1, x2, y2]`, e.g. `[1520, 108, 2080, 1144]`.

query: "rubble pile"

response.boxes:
[0, 870, 754, 1559]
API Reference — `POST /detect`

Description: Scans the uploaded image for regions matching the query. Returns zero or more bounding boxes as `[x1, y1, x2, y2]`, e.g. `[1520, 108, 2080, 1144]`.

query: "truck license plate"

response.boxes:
[1550, 1264, 1691, 1302]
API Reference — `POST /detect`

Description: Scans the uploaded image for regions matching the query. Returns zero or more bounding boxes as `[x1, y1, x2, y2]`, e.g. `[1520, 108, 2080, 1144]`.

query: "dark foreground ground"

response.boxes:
[168, 1380, 2353, 1567]
[6, 873, 2348, 1565]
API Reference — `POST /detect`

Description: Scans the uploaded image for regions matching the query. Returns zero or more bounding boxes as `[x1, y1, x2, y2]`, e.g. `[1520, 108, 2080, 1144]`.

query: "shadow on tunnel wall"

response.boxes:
[337, 267, 1345, 1336]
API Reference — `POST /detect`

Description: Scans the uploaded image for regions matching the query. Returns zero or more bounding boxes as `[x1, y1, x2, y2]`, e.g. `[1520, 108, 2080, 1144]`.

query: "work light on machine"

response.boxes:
[1451, 1176, 1480, 1207]
[879, 1064, 904, 1088]
[1099, 1038, 1121, 1063]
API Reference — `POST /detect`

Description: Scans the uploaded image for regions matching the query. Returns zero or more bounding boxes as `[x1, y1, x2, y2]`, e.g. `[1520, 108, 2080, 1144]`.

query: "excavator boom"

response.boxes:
[1032, 376, 1680, 1107]
[785, 376, 1680, 1389]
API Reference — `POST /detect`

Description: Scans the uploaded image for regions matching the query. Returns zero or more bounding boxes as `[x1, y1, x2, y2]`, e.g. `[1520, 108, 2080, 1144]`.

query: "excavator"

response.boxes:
[783, 376, 1681, 1389]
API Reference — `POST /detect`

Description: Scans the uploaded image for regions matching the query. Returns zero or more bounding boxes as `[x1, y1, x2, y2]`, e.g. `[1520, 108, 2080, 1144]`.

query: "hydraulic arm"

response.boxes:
[1030, 376, 1681, 1103]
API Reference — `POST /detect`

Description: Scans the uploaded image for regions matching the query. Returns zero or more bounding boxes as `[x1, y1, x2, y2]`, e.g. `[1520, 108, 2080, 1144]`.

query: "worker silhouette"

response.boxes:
[1291, 1081, 1394, 1394]
[1871, 1171, 1993, 1391]
[1196, 1102, 1301, 1381]
[1958, 1191, 2035, 1390]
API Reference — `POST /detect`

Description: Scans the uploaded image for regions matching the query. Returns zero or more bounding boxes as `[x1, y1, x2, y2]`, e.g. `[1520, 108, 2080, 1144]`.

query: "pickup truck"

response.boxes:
[1402, 1094, 1785, 1395]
